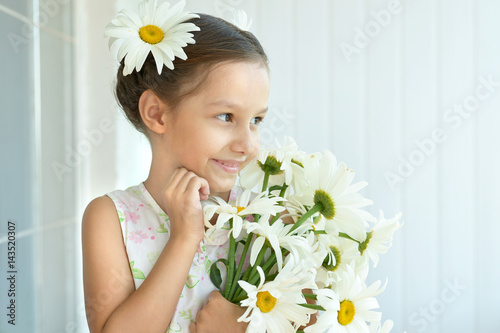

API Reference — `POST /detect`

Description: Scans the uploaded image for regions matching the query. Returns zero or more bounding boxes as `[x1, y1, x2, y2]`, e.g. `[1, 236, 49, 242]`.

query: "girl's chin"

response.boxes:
[208, 179, 236, 198]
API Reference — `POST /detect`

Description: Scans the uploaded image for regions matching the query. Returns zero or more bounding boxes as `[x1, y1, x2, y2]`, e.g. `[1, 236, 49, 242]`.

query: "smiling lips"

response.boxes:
[213, 159, 242, 174]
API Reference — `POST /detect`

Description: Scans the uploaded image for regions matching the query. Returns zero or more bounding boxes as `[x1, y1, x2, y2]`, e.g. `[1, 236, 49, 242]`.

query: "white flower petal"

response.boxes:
[250, 236, 265, 266]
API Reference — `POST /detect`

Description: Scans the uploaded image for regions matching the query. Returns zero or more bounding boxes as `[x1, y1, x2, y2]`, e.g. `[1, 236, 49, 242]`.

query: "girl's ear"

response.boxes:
[138, 90, 168, 134]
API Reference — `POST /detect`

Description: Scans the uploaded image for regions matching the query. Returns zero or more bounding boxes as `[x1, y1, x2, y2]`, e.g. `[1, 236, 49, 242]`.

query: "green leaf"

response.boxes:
[185, 275, 200, 289]
[179, 309, 192, 320]
[129, 261, 135, 268]
[118, 211, 125, 223]
[204, 259, 212, 274]
[156, 223, 169, 233]
[132, 267, 145, 279]
[209, 258, 229, 290]
[158, 213, 169, 222]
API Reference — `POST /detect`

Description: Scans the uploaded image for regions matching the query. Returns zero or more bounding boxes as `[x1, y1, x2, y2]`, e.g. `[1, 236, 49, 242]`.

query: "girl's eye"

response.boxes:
[251, 117, 264, 125]
[216, 113, 232, 122]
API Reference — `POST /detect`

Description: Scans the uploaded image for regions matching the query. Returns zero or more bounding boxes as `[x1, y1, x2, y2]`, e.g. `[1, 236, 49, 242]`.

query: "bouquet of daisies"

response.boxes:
[203, 137, 401, 333]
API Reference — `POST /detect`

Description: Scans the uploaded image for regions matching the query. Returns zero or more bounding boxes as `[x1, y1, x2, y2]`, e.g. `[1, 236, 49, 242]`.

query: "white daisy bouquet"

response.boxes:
[203, 137, 402, 333]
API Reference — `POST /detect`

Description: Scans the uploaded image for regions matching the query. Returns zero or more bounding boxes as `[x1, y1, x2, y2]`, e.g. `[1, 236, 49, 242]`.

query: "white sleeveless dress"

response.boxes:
[107, 182, 241, 332]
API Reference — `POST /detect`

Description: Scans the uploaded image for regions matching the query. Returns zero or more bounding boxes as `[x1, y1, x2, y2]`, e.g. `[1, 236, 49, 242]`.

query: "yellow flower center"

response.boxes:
[338, 300, 356, 325]
[256, 291, 277, 313]
[234, 206, 246, 214]
[139, 25, 164, 44]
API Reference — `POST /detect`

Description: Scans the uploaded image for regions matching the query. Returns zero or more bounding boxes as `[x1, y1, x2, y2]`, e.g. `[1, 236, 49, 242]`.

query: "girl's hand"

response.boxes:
[163, 168, 210, 245]
[189, 291, 248, 333]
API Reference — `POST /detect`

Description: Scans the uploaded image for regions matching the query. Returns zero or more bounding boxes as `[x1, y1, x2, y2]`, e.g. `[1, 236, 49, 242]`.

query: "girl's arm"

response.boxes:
[82, 169, 208, 333]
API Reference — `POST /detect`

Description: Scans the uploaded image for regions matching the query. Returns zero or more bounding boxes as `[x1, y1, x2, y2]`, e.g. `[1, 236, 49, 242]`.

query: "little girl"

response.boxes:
[82, 1, 269, 332]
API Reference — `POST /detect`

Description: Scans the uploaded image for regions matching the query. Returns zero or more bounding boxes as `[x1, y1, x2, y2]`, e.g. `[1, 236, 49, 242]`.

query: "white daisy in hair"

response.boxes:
[104, 0, 200, 75]
[238, 257, 317, 332]
[306, 264, 386, 333]
[203, 190, 285, 238]
[358, 210, 403, 267]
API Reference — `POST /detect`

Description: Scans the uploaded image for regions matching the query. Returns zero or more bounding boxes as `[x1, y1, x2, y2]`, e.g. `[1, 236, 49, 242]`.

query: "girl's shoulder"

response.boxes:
[82, 195, 120, 231]
[82, 183, 146, 230]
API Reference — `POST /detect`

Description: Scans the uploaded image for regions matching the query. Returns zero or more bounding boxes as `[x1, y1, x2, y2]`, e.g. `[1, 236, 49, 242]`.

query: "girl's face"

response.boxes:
[161, 61, 270, 195]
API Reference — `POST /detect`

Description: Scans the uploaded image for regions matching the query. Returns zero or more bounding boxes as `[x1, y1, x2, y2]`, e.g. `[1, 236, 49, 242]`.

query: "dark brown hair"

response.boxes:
[115, 13, 269, 135]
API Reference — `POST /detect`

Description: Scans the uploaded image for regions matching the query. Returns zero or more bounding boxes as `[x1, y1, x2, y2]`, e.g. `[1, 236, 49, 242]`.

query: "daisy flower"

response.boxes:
[245, 215, 311, 271]
[203, 190, 285, 238]
[239, 137, 305, 191]
[306, 227, 359, 288]
[358, 211, 402, 267]
[304, 288, 340, 333]
[238, 258, 317, 332]
[307, 265, 386, 333]
[104, 0, 200, 75]
[298, 150, 375, 242]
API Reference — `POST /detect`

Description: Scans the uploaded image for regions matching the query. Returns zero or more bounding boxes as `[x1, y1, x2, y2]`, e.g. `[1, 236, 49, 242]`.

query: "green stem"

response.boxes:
[228, 233, 254, 301]
[338, 232, 360, 243]
[298, 303, 325, 311]
[232, 292, 248, 303]
[234, 244, 268, 300]
[262, 171, 270, 192]
[223, 219, 236, 299]
[261, 252, 276, 273]
[289, 203, 323, 234]
[269, 185, 289, 225]
[278, 185, 288, 198]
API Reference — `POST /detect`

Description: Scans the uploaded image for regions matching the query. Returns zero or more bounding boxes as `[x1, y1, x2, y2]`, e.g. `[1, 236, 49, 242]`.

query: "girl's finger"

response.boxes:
[177, 171, 198, 193]
[167, 167, 188, 188]
[197, 177, 210, 201]
[185, 176, 208, 199]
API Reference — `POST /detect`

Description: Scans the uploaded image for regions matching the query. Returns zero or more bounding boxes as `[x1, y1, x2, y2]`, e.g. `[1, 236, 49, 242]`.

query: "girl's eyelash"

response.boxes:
[252, 117, 264, 125]
[215, 113, 264, 125]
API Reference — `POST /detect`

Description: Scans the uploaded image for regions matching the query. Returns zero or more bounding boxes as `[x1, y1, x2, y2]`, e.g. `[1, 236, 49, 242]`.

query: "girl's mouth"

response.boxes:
[212, 159, 241, 174]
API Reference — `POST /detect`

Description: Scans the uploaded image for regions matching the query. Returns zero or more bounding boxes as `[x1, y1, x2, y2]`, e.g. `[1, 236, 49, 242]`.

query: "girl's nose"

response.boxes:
[231, 126, 257, 156]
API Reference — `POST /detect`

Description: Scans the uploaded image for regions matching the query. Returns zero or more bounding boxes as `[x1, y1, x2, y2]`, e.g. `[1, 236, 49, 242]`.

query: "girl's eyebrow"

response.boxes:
[208, 100, 268, 114]
[207, 100, 240, 109]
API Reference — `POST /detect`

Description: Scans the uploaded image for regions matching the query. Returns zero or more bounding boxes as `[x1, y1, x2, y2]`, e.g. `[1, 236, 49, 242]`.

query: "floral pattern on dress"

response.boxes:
[107, 183, 236, 332]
